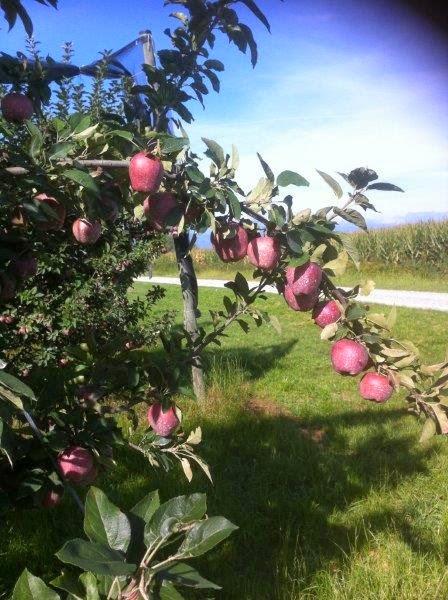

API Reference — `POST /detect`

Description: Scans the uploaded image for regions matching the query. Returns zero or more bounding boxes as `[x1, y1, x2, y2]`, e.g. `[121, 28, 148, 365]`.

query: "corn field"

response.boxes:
[352, 219, 448, 269]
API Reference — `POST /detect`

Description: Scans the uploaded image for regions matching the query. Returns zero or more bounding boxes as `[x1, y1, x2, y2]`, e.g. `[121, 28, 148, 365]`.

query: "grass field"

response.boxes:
[152, 251, 448, 293]
[1, 285, 448, 599]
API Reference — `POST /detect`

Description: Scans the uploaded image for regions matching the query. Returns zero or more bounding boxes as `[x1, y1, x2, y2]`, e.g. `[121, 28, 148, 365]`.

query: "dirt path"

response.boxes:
[136, 276, 448, 312]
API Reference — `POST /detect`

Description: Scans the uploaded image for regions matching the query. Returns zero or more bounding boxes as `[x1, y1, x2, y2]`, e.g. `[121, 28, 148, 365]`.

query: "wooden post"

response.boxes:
[140, 31, 206, 400]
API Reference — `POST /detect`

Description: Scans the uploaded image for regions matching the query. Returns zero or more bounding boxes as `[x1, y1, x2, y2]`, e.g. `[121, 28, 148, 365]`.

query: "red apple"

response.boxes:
[211, 223, 249, 263]
[34, 194, 66, 231]
[359, 372, 394, 403]
[247, 235, 281, 271]
[283, 284, 319, 312]
[72, 219, 101, 245]
[147, 403, 180, 437]
[41, 489, 63, 508]
[0, 314, 14, 324]
[1, 92, 33, 123]
[312, 300, 342, 328]
[285, 262, 322, 296]
[143, 192, 179, 231]
[129, 152, 164, 193]
[57, 446, 94, 484]
[331, 339, 369, 375]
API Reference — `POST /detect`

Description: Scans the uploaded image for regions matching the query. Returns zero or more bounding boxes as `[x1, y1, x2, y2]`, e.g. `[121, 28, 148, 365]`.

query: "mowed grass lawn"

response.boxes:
[2, 284, 448, 599]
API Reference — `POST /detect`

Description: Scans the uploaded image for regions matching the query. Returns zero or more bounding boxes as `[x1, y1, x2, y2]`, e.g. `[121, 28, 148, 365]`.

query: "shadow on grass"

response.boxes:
[191, 407, 440, 599]
[0, 342, 442, 599]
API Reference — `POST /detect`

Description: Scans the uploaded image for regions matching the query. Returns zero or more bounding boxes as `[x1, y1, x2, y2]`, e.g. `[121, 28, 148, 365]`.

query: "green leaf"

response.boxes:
[367, 182, 404, 192]
[50, 573, 84, 598]
[419, 418, 437, 443]
[345, 304, 367, 321]
[160, 562, 221, 590]
[0, 372, 36, 401]
[240, 0, 271, 31]
[108, 129, 134, 141]
[144, 494, 207, 548]
[277, 171, 309, 188]
[56, 539, 136, 576]
[316, 170, 343, 199]
[48, 142, 75, 160]
[257, 153, 274, 182]
[247, 177, 274, 206]
[227, 189, 241, 220]
[285, 230, 303, 255]
[160, 582, 185, 600]
[323, 250, 349, 277]
[84, 487, 131, 553]
[72, 124, 99, 141]
[130, 490, 160, 523]
[333, 208, 367, 231]
[63, 169, 100, 196]
[202, 138, 225, 167]
[79, 573, 100, 600]
[177, 517, 238, 559]
[12, 569, 60, 600]
[339, 233, 360, 270]
[26, 121, 44, 162]
[204, 59, 224, 71]
[185, 166, 204, 183]
[159, 135, 189, 155]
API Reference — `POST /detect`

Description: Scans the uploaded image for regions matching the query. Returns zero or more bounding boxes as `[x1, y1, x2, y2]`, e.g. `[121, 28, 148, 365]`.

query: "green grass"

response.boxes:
[153, 251, 448, 293]
[1, 285, 448, 599]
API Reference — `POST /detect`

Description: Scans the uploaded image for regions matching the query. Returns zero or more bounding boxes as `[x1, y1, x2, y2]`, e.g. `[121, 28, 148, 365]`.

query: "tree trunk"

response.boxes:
[141, 32, 206, 400]
[174, 232, 206, 400]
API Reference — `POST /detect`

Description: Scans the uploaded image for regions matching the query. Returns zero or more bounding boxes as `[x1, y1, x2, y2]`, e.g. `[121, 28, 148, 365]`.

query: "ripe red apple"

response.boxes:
[359, 372, 393, 403]
[57, 446, 94, 483]
[147, 403, 180, 437]
[285, 262, 322, 296]
[0, 314, 14, 324]
[283, 284, 319, 312]
[312, 300, 342, 328]
[1, 92, 33, 123]
[211, 223, 249, 263]
[143, 192, 179, 231]
[41, 489, 63, 508]
[331, 339, 369, 375]
[129, 152, 164, 193]
[72, 218, 101, 245]
[247, 235, 281, 271]
[34, 194, 66, 231]
[9, 255, 38, 280]
[98, 196, 119, 222]
[0, 273, 16, 302]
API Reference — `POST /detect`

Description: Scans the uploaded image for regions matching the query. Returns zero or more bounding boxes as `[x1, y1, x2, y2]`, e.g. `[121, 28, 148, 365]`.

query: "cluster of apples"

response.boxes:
[210, 221, 393, 405]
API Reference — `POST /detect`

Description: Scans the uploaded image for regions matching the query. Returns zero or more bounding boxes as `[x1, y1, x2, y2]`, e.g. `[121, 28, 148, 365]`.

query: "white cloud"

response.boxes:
[187, 49, 448, 222]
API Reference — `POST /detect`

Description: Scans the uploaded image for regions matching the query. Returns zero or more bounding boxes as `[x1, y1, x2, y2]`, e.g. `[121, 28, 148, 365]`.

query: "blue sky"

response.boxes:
[2, 0, 447, 224]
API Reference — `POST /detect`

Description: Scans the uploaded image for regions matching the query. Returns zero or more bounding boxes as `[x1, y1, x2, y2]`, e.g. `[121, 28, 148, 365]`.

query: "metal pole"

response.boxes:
[140, 32, 206, 401]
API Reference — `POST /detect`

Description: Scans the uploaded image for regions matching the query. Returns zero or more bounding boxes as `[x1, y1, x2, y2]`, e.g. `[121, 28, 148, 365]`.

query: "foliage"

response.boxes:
[351, 219, 448, 270]
[0, 0, 57, 37]
[11, 486, 237, 598]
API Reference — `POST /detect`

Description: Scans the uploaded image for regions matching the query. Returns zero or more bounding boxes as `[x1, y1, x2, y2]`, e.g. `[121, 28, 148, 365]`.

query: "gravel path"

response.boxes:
[136, 276, 448, 313]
